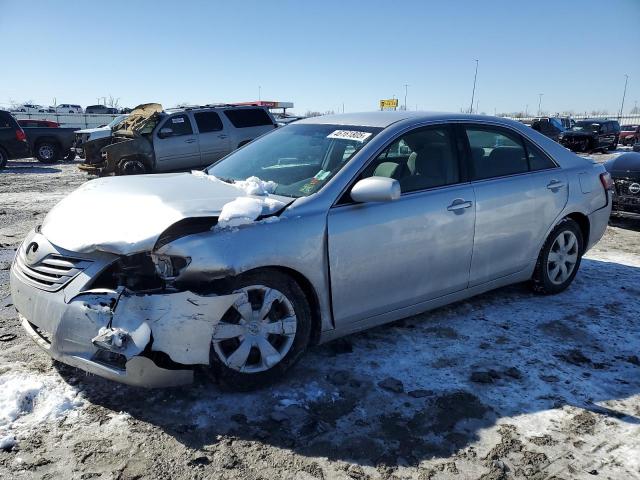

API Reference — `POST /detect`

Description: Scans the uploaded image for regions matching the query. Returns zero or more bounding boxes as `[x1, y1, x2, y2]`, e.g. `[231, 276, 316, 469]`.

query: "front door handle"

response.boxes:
[218, 134, 228, 139]
[185, 138, 196, 144]
[447, 199, 473, 211]
[547, 180, 566, 190]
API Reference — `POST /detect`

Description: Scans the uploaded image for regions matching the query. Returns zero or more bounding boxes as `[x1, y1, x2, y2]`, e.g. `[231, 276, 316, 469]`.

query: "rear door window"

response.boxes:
[194, 112, 223, 133]
[223, 108, 273, 128]
[465, 126, 528, 180]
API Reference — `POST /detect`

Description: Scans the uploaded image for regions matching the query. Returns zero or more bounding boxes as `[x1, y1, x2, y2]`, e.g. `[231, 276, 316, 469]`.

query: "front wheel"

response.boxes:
[209, 270, 312, 390]
[35, 142, 59, 163]
[116, 158, 148, 175]
[531, 218, 583, 295]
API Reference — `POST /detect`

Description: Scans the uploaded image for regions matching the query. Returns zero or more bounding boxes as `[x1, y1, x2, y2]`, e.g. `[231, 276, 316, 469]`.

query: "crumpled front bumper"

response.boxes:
[10, 232, 242, 388]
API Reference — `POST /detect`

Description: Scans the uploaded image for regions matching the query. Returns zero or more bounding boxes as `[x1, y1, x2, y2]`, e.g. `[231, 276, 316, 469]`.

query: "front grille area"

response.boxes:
[614, 178, 640, 196]
[14, 251, 92, 292]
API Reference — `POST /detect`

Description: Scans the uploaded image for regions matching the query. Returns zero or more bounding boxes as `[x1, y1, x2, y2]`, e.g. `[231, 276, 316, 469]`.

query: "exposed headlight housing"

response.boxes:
[151, 254, 191, 279]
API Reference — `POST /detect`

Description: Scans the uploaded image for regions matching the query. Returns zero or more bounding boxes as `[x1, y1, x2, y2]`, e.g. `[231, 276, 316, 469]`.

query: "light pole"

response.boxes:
[618, 74, 629, 119]
[469, 59, 479, 114]
[403, 84, 409, 111]
[537, 93, 544, 116]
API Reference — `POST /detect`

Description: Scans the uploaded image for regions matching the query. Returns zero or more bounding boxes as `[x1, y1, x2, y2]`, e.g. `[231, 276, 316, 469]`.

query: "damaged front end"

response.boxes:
[78, 103, 162, 176]
[11, 228, 248, 388]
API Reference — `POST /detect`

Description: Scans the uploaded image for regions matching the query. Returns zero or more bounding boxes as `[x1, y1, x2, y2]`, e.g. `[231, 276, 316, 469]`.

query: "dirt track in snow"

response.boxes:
[0, 152, 639, 480]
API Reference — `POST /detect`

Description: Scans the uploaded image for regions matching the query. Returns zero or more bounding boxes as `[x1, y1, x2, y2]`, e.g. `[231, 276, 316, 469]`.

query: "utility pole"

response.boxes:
[537, 93, 544, 116]
[618, 74, 629, 119]
[403, 84, 409, 111]
[525, 104, 529, 116]
[469, 59, 479, 114]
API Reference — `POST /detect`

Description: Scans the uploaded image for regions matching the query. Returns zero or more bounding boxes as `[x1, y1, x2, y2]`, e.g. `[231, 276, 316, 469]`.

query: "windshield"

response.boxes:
[206, 123, 382, 198]
[572, 121, 600, 131]
[108, 114, 127, 129]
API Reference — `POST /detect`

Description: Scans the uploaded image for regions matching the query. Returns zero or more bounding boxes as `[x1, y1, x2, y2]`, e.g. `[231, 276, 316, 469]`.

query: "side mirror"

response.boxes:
[350, 177, 401, 203]
[159, 127, 173, 138]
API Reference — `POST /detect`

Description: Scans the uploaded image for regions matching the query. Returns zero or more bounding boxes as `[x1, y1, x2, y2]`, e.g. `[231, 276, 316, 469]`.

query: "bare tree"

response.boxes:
[106, 95, 120, 108]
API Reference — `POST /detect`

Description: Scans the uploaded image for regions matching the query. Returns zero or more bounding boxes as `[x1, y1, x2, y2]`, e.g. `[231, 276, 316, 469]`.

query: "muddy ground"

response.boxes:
[0, 150, 639, 480]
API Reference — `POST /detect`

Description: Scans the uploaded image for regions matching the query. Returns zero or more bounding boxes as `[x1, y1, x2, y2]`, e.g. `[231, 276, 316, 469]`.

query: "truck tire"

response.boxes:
[117, 158, 148, 175]
[0, 148, 8, 169]
[35, 142, 59, 163]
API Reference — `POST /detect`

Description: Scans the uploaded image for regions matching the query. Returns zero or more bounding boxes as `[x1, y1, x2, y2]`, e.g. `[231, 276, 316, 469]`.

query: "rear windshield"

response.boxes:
[0, 112, 18, 129]
[223, 108, 274, 128]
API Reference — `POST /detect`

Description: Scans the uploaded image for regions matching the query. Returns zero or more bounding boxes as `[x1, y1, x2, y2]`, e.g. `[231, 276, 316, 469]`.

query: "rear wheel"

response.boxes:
[531, 218, 583, 295]
[35, 142, 59, 163]
[209, 270, 312, 390]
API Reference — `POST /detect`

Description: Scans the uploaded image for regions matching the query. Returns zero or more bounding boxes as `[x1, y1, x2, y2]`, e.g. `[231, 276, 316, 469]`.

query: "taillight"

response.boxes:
[600, 172, 614, 191]
[15, 129, 26, 142]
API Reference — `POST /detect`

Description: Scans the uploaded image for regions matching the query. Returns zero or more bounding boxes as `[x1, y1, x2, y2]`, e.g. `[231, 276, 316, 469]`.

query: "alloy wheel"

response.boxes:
[547, 230, 579, 285]
[212, 285, 297, 373]
[38, 144, 54, 161]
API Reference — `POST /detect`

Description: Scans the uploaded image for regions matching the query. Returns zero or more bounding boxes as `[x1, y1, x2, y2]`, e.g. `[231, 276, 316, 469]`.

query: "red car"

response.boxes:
[620, 125, 640, 146]
[17, 119, 60, 128]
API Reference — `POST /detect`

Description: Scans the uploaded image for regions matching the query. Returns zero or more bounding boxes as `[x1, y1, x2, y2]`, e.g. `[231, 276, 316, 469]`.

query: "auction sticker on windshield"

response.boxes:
[327, 130, 372, 142]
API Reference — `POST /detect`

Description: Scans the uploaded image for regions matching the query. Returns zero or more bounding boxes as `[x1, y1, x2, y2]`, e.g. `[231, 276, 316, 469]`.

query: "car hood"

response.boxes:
[40, 172, 292, 255]
[76, 126, 110, 135]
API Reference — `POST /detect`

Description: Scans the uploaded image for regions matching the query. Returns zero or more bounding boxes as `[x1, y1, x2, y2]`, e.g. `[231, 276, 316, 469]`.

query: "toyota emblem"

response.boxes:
[629, 183, 640, 195]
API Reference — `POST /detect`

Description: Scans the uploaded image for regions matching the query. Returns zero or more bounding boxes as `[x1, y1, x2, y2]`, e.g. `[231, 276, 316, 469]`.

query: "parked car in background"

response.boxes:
[530, 117, 565, 141]
[73, 114, 128, 158]
[11, 112, 612, 388]
[620, 125, 640, 146]
[22, 125, 79, 162]
[85, 105, 119, 114]
[79, 103, 277, 175]
[0, 110, 30, 168]
[604, 152, 640, 216]
[18, 119, 60, 128]
[558, 119, 620, 152]
[12, 104, 47, 113]
[55, 104, 83, 114]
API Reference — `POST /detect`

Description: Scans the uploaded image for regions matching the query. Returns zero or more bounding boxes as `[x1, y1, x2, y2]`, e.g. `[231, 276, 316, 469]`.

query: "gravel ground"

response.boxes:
[0, 150, 639, 480]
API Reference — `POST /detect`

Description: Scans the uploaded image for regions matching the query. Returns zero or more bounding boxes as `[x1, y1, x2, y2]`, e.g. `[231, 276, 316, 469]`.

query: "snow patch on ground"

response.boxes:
[0, 369, 83, 446]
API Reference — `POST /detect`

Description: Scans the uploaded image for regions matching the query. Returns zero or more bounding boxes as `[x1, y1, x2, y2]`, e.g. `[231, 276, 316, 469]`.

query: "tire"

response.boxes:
[579, 139, 589, 153]
[531, 218, 583, 295]
[208, 269, 312, 390]
[35, 142, 59, 163]
[0, 148, 8, 169]
[116, 158, 148, 175]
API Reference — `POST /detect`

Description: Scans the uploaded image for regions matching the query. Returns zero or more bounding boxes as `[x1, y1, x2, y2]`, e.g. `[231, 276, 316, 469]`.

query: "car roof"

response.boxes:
[296, 111, 526, 129]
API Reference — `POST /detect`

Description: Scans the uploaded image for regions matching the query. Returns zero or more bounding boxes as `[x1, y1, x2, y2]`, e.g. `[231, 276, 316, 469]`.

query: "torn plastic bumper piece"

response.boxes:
[17, 285, 241, 388]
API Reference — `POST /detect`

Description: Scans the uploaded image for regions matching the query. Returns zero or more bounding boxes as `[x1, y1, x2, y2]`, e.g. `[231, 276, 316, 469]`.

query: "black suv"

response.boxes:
[0, 110, 30, 169]
[558, 119, 620, 153]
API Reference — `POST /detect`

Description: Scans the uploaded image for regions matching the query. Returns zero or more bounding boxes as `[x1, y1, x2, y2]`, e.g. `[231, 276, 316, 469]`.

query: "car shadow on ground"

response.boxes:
[1, 158, 82, 174]
[609, 215, 640, 232]
[54, 257, 640, 468]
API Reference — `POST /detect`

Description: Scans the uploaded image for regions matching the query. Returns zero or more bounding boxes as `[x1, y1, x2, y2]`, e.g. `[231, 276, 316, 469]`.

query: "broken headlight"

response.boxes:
[151, 254, 190, 279]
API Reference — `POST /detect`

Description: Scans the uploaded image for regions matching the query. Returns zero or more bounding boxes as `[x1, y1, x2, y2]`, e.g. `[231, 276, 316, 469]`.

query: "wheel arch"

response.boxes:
[233, 265, 323, 346]
[565, 212, 590, 252]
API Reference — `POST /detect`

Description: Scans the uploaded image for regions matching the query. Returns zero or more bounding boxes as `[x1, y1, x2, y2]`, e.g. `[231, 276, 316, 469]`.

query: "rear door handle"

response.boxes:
[547, 180, 566, 190]
[447, 199, 473, 211]
[218, 134, 228, 139]
[185, 138, 196, 144]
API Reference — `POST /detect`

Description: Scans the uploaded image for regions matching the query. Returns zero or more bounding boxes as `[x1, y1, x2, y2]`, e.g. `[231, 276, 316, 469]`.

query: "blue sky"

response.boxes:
[2, 0, 639, 115]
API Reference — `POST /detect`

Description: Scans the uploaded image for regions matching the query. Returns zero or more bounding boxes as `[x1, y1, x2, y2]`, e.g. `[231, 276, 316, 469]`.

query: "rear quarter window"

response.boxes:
[0, 112, 17, 129]
[223, 108, 274, 128]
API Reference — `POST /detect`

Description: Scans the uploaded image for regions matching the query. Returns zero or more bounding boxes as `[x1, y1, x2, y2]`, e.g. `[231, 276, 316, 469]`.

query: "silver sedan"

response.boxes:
[10, 112, 613, 389]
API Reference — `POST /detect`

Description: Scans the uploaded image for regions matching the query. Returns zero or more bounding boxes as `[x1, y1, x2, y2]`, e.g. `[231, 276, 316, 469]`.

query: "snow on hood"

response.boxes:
[41, 172, 291, 255]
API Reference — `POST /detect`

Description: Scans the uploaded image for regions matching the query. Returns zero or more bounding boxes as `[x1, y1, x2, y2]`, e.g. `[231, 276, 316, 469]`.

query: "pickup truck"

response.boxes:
[79, 103, 277, 175]
[0, 110, 30, 168]
[23, 125, 78, 162]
